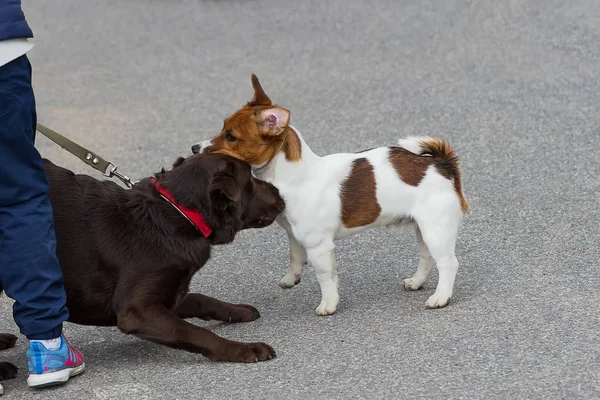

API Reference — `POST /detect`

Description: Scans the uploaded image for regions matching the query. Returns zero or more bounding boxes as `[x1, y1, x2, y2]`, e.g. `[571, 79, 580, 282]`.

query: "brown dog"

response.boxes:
[29, 153, 283, 363]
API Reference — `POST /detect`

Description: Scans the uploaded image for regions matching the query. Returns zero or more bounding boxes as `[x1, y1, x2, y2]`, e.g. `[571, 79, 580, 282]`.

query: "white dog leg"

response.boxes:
[403, 226, 434, 290]
[279, 234, 307, 288]
[418, 215, 461, 309]
[307, 244, 339, 316]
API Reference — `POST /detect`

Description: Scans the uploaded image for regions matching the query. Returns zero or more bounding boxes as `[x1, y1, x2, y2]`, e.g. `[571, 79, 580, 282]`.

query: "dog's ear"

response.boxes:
[154, 156, 187, 178]
[257, 106, 290, 136]
[210, 173, 241, 211]
[248, 74, 272, 106]
[172, 157, 186, 168]
[158, 156, 212, 212]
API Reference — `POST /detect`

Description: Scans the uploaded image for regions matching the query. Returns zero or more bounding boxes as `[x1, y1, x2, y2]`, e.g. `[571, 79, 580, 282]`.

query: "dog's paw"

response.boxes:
[315, 304, 337, 316]
[0, 362, 18, 381]
[403, 277, 425, 291]
[210, 342, 276, 363]
[315, 299, 338, 316]
[425, 292, 451, 309]
[0, 334, 17, 351]
[278, 273, 301, 289]
[227, 304, 260, 323]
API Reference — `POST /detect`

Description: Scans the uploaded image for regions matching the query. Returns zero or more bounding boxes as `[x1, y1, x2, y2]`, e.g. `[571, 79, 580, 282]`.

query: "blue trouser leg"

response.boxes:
[0, 55, 69, 340]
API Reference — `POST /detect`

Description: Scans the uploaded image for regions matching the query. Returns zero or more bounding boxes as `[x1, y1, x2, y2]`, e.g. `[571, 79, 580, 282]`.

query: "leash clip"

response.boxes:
[104, 163, 138, 189]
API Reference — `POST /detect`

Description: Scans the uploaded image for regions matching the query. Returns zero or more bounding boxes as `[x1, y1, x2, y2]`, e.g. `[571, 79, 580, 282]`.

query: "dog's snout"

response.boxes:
[191, 140, 214, 155]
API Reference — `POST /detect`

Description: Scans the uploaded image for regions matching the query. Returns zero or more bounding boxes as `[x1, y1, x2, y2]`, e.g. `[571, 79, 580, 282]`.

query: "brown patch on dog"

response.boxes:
[282, 127, 302, 162]
[416, 139, 468, 214]
[390, 140, 468, 214]
[203, 75, 302, 167]
[388, 147, 431, 186]
[340, 158, 382, 228]
[209, 105, 283, 166]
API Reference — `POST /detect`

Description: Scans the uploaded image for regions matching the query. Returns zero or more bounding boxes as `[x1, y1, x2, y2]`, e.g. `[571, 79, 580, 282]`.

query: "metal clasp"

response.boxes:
[104, 162, 138, 189]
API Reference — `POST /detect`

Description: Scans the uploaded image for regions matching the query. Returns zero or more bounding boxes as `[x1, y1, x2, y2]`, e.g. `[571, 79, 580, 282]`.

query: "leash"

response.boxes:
[36, 123, 138, 188]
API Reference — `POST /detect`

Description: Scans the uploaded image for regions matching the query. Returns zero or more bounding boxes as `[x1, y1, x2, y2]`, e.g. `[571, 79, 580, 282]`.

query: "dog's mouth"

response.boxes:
[244, 215, 278, 229]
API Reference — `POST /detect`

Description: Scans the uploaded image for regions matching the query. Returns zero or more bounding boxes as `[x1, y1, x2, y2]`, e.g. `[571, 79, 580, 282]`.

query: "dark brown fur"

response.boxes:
[10, 153, 285, 364]
[340, 158, 382, 228]
[0, 332, 18, 381]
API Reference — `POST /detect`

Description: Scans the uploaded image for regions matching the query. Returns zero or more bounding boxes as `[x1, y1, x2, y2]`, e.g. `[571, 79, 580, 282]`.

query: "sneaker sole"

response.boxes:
[27, 363, 85, 388]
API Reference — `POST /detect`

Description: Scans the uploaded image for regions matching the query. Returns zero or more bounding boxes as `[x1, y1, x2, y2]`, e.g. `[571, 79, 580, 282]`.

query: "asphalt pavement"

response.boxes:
[1, 0, 599, 399]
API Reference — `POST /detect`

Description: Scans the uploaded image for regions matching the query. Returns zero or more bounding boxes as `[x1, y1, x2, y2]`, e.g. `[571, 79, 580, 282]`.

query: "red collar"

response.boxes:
[150, 177, 212, 238]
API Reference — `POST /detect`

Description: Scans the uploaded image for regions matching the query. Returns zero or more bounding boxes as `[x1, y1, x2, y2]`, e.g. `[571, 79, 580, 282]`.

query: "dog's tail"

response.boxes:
[397, 136, 468, 214]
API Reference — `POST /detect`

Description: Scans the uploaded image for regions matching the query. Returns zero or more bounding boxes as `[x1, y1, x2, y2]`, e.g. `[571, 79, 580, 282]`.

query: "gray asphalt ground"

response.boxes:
[1, 0, 599, 399]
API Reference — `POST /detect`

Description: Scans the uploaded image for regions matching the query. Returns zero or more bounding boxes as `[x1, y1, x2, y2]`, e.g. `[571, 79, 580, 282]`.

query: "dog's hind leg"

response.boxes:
[403, 226, 434, 291]
[117, 304, 276, 363]
[415, 201, 463, 309]
[279, 233, 307, 288]
[174, 293, 260, 323]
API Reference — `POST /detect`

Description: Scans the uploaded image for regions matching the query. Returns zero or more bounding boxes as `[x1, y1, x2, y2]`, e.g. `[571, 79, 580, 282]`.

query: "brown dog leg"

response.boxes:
[0, 362, 18, 381]
[117, 304, 275, 363]
[0, 334, 17, 351]
[0, 334, 18, 382]
[174, 293, 260, 323]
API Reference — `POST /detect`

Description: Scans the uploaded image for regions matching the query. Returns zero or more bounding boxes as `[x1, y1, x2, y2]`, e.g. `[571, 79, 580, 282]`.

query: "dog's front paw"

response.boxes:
[0, 334, 17, 351]
[278, 272, 301, 289]
[315, 304, 337, 316]
[227, 304, 260, 323]
[425, 292, 451, 309]
[403, 277, 424, 291]
[315, 297, 338, 316]
[0, 362, 18, 381]
[209, 342, 276, 363]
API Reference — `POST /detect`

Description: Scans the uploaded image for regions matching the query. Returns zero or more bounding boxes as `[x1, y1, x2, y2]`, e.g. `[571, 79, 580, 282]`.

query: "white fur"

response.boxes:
[198, 139, 213, 150]
[196, 129, 465, 315]
[396, 136, 434, 155]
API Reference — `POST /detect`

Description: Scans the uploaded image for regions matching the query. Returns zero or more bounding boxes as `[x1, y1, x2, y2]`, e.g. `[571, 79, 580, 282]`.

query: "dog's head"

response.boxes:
[191, 74, 293, 168]
[155, 153, 284, 244]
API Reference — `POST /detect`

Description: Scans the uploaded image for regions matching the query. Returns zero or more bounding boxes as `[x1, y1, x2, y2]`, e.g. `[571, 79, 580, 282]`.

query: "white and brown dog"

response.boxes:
[192, 75, 468, 316]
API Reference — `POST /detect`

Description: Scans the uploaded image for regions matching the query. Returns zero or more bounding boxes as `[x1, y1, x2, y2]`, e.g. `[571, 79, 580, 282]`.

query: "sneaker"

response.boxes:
[26, 335, 85, 388]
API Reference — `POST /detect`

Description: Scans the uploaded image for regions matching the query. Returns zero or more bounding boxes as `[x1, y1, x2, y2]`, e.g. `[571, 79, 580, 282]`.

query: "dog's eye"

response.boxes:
[225, 130, 237, 142]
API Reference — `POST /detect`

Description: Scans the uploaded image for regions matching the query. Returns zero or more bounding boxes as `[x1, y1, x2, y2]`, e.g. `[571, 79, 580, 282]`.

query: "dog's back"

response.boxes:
[43, 159, 126, 325]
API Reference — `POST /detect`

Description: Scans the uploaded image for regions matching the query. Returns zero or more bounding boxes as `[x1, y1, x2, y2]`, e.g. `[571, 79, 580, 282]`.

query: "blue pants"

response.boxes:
[0, 55, 69, 340]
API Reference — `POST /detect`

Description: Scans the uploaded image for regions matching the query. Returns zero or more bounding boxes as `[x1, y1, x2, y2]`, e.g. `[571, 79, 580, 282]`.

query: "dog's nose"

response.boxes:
[192, 140, 214, 154]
